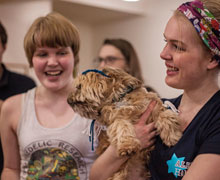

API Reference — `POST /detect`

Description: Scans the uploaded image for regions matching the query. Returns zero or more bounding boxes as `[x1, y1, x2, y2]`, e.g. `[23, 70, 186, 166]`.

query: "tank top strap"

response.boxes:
[17, 88, 36, 136]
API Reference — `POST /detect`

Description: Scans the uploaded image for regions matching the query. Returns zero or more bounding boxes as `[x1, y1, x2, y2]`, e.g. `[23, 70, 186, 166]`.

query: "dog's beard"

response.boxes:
[68, 99, 101, 120]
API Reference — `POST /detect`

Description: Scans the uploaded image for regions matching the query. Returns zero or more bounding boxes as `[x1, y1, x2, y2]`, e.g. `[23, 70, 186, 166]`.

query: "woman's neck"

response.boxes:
[180, 74, 219, 107]
[35, 83, 73, 104]
[181, 83, 219, 108]
[178, 84, 219, 131]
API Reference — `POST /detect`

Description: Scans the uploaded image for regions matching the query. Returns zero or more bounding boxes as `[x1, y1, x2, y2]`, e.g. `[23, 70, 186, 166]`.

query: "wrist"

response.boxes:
[107, 145, 129, 161]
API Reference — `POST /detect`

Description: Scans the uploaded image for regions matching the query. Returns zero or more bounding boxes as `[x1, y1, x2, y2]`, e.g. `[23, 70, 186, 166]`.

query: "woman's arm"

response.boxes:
[0, 96, 22, 180]
[182, 154, 220, 180]
[89, 101, 157, 180]
[0, 99, 3, 116]
[90, 144, 128, 180]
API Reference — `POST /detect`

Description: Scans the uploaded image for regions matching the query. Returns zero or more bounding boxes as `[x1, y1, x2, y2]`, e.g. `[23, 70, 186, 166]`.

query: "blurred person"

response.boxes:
[0, 21, 36, 101]
[0, 12, 97, 180]
[0, 21, 36, 175]
[95, 38, 156, 93]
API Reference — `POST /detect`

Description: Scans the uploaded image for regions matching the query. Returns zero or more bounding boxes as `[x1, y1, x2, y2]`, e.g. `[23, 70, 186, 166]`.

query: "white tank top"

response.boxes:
[17, 88, 98, 180]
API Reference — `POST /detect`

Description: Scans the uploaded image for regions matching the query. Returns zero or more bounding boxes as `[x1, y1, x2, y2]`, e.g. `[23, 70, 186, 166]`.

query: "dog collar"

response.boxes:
[82, 69, 110, 77]
[112, 86, 134, 103]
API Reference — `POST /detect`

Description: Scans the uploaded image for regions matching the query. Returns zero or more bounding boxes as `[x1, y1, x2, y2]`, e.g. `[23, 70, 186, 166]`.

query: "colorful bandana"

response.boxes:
[178, 0, 220, 63]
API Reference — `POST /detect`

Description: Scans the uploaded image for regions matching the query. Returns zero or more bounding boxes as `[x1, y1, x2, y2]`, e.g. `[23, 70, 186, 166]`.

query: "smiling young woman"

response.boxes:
[90, 0, 220, 179]
[0, 12, 97, 180]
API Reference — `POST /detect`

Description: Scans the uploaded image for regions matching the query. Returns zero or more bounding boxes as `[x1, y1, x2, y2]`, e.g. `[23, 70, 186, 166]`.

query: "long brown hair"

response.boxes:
[102, 38, 144, 82]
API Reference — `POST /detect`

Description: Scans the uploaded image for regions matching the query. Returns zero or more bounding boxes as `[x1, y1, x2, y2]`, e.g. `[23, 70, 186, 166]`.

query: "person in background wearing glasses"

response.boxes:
[95, 38, 157, 93]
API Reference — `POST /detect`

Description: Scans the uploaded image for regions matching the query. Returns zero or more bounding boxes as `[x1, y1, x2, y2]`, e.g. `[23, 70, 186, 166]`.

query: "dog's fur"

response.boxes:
[67, 67, 182, 180]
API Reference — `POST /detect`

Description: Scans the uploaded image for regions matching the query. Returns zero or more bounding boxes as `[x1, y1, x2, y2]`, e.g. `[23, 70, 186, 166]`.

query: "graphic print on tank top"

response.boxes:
[24, 139, 87, 180]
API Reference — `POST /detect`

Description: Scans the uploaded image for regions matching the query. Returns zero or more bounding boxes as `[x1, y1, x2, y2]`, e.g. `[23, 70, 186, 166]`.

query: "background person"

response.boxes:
[0, 21, 36, 176]
[0, 12, 97, 180]
[95, 38, 156, 93]
[90, 0, 220, 179]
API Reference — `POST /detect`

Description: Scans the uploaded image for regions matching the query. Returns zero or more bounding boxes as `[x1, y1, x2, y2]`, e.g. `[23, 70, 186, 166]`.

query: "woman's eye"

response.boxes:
[57, 51, 68, 56]
[97, 57, 104, 63]
[107, 57, 117, 62]
[36, 53, 48, 57]
[173, 44, 185, 51]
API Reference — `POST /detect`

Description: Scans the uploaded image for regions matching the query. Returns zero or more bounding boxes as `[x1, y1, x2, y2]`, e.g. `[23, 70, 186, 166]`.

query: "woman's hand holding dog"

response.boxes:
[134, 100, 157, 149]
[90, 101, 157, 180]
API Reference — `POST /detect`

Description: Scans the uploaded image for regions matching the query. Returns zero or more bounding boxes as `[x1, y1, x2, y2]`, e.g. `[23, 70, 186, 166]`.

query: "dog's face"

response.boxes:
[67, 67, 142, 120]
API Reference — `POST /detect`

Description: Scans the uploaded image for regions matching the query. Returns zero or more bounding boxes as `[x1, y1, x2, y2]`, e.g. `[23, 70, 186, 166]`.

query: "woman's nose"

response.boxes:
[98, 60, 106, 68]
[160, 44, 172, 61]
[47, 55, 58, 66]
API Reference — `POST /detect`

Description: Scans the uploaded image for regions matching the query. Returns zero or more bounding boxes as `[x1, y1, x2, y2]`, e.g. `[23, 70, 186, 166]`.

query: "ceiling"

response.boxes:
[53, 0, 143, 25]
[0, 0, 146, 25]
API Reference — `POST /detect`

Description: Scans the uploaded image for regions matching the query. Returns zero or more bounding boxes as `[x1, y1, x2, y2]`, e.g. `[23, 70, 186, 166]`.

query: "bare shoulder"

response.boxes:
[1, 94, 23, 131]
[2, 94, 23, 114]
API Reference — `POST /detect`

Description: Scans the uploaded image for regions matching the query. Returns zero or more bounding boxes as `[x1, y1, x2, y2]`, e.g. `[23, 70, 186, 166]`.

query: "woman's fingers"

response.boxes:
[146, 137, 156, 148]
[138, 100, 157, 125]
[134, 121, 157, 149]
[134, 100, 158, 149]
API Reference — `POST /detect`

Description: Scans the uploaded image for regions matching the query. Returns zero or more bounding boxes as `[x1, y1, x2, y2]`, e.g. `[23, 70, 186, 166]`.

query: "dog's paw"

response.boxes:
[117, 139, 141, 156]
[162, 129, 182, 146]
[156, 110, 182, 147]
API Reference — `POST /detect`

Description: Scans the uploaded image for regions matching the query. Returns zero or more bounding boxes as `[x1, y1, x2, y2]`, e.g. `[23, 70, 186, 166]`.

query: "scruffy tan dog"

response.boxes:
[67, 67, 182, 180]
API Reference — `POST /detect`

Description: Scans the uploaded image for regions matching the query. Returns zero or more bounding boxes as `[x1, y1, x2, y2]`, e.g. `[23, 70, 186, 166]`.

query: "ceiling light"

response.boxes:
[123, 0, 140, 2]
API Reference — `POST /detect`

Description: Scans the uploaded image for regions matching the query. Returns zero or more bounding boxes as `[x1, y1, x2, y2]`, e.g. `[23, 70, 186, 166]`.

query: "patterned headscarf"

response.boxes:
[178, 0, 220, 64]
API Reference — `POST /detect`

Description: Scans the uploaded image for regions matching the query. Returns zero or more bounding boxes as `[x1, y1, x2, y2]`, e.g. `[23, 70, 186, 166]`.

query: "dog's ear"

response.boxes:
[102, 67, 143, 102]
[122, 72, 142, 90]
[90, 70, 115, 100]
[103, 67, 143, 90]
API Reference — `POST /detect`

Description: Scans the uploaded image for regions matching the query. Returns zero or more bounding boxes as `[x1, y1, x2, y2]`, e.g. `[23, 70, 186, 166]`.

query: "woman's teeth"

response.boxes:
[167, 67, 178, 71]
[46, 71, 62, 76]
